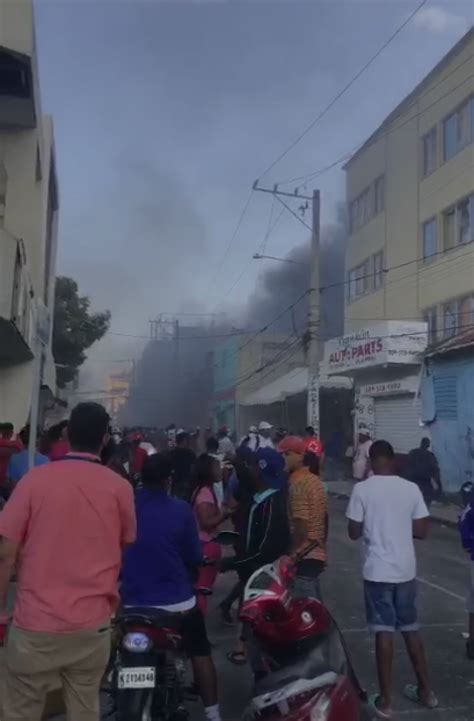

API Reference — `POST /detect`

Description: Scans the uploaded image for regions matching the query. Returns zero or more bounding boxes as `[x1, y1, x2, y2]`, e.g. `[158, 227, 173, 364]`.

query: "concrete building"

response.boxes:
[0, 1, 59, 430]
[322, 28, 474, 453]
[211, 333, 305, 435]
[421, 328, 474, 493]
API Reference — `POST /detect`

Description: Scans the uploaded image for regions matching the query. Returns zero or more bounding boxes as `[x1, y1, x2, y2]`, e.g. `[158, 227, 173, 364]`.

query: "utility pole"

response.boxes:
[253, 181, 321, 435]
[307, 190, 321, 436]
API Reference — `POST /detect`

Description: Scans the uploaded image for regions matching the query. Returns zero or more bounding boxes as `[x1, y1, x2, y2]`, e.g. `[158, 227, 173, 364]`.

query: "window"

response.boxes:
[347, 269, 358, 302]
[356, 260, 369, 297]
[373, 251, 384, 289]
[443, 97, 474, 161]
[443, 300, 458, 338]
[374, 176, 385, 214]
[347, 260, 370, 302]
[422, 218, 438, 262]
[459, 295, 474, 332]
[443, 195, 474, 251]
[422, 127, 437, 176]
[423, 307, 438, 345]
[349, 175, 385, 233]
[443, 207, 456, 250]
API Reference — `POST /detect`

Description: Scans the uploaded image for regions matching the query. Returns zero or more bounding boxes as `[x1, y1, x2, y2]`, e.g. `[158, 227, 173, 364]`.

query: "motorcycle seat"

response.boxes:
[118, 607, 183, 629]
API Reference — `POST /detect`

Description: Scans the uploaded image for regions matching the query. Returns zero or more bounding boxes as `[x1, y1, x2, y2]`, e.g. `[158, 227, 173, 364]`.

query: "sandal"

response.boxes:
[367, 694, 392, 719]
[403, 684, 439, 709]
[226, 650, 247, 666]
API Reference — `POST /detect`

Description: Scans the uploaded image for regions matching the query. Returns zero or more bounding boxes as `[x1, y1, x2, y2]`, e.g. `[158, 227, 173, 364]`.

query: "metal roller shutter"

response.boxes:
[374, 395, 423, 454]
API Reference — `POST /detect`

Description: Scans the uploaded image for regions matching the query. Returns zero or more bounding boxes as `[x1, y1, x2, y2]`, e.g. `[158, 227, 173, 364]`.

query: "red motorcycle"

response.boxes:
[239, 546, 369, 720]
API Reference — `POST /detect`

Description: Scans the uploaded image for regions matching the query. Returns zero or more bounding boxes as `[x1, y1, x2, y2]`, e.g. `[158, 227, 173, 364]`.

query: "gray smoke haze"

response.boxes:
[244, 205, 347, 341]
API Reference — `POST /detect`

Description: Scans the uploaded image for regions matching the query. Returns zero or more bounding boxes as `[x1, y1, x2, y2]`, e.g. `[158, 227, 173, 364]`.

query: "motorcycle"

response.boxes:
[107, 531, 238, 721]
[239, 544, 369, 720]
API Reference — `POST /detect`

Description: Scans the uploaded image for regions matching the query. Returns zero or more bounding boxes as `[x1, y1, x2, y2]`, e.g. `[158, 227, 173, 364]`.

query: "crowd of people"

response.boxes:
[0, 407, 472, 721]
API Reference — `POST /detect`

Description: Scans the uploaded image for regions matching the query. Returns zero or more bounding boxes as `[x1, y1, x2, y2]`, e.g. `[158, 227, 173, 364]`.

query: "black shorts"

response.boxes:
[180, 606, 211, 658]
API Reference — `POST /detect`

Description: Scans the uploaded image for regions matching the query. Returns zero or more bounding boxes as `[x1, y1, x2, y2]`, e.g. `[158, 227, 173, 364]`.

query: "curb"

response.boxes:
[328, 490, 459, 530]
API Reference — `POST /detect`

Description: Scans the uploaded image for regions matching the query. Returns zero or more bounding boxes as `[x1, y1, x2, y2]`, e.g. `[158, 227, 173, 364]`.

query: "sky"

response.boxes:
[33, 0, 473, 388]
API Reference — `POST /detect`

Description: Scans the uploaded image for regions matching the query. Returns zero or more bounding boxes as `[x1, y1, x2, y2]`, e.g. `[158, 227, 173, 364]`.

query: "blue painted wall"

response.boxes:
[423, 352, 474, 493]
[213, 338, 240, 393]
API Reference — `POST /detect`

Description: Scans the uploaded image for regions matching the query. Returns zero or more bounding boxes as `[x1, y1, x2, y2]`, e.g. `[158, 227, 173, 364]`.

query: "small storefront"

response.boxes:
[322, 321, 427, 454]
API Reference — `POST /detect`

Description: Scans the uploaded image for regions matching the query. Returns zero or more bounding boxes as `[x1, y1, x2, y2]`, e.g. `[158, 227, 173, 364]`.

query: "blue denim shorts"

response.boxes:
[364, 579, 419, 633]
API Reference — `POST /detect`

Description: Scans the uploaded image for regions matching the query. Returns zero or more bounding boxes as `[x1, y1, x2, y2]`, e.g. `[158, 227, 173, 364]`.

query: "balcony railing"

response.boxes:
[0, 228, 34, 365]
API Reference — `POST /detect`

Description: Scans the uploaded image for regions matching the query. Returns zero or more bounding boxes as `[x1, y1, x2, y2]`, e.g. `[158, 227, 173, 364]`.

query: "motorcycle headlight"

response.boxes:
[310, 693, 331, 721]
[123, 632, 153, 653]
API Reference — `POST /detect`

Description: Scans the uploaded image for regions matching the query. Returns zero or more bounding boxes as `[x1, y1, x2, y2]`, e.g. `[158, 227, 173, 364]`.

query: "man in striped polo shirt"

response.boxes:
[279, 435, 328, 599]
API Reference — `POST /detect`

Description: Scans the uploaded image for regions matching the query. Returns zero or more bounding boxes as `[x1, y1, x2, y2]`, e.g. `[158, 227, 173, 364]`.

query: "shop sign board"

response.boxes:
[361, 376, 420, 397]
[322, 321, 427, 374]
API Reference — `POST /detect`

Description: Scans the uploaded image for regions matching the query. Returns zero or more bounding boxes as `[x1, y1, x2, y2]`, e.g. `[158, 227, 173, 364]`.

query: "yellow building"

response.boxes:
[323, 28, 474, 452]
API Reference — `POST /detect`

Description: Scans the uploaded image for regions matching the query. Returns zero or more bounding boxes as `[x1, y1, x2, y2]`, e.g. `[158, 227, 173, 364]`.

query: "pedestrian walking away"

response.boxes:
[404, 437, 442, 508]
[0, 402, 136, 721]
[346, 439, 437, 719]
[120, 453, 223, 721]
[459, 482, 474, 660]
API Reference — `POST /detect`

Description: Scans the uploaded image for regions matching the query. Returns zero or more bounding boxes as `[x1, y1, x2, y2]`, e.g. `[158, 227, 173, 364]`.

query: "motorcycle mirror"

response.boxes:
[213, 531, 239, 546]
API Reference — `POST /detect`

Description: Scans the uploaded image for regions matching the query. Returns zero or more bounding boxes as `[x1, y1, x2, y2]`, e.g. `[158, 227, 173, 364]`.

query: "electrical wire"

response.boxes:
[277, 53, 474, 186]
[207, 190, 254, 295]
[257, 0, 429, 180]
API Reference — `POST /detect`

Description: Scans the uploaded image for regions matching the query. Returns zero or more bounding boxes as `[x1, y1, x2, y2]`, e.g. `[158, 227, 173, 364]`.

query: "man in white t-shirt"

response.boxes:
[257, 421, 275, 449]
[346, 440, 437, 719]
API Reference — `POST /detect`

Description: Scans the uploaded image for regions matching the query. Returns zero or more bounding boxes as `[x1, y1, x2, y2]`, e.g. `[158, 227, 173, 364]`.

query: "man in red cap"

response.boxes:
[279, 435, 328, 599]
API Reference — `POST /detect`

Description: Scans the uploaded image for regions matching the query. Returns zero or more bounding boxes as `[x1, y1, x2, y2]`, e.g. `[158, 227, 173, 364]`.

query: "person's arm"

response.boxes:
[118, 482, 137, 548]
[412, 486, 430, 539]
[346, 485, 364, 541]
[180, 505, 203, 572]
[194, 488, 228, 532]
[0, 481, 32, 620]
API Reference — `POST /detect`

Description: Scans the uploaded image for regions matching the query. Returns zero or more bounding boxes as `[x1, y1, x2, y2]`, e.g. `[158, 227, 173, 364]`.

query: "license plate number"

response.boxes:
[118, 667, 156, 689]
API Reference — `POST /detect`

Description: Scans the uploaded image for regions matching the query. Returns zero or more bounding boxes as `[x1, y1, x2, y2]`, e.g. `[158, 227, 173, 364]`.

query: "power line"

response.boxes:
[257, 0, 429, 180]
[208, 190, 254, 298]
[277, 57, 474, 187]
[274, 194, 313, 233]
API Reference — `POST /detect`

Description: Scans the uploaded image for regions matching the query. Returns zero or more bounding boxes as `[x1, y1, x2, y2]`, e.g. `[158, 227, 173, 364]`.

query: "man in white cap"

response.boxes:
[258, 421, 275, 449]
[239, 425, 259, 451]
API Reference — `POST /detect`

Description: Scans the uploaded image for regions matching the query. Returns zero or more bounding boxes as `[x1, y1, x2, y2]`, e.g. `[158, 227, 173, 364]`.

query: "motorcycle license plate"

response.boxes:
[118, 667, 156, 689]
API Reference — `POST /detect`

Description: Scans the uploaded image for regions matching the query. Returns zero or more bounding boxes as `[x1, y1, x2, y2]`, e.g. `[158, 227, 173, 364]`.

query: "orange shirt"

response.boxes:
[0, 453, 136, 633]
[288, 467, 328, 563]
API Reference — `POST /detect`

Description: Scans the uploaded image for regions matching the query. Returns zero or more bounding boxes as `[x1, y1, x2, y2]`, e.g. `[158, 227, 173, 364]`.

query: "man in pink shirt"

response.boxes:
[0, 403, 136, 721]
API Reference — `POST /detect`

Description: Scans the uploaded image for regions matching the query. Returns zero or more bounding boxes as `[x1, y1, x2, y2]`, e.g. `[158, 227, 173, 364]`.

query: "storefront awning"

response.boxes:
[239, 367, 351, 407]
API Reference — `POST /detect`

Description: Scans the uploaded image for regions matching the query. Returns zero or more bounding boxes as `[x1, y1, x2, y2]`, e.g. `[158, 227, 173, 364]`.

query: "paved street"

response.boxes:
[37, 496, 474, 719]
[198, 497, 474, 721]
